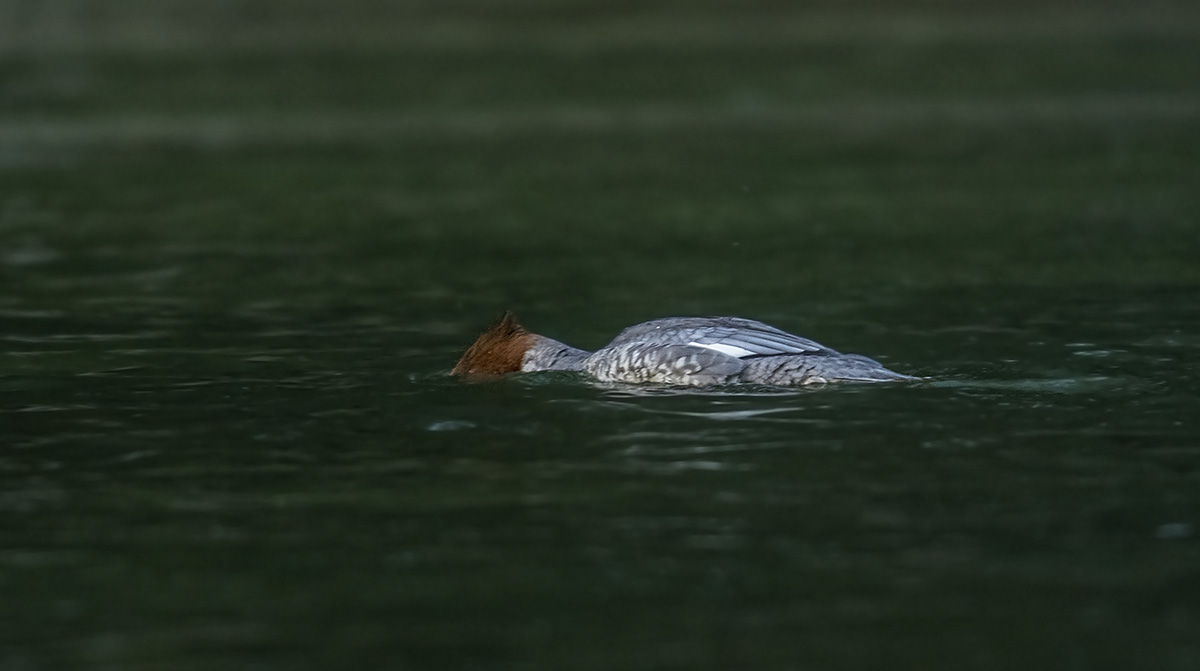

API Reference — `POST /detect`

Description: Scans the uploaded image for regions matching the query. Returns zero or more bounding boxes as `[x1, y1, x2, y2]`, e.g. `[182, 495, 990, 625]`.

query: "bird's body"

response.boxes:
[453, 313, 916, 386]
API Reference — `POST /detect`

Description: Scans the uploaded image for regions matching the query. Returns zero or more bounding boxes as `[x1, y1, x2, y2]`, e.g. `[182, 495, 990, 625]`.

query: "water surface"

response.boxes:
[2, 2, 1199, 669]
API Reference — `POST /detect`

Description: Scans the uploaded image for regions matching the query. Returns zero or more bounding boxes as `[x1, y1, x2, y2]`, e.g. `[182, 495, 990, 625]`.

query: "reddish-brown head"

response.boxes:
[452, 312, 536, 377]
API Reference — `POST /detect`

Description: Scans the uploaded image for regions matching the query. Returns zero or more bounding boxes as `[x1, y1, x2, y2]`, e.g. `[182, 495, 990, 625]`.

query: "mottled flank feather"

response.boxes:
[582, 343, 745, 385]
[452, 312, 536, 377]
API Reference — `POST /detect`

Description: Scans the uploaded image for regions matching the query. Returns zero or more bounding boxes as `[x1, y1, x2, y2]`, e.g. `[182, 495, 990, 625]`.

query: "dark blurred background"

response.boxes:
[4, 0, 1199, 327]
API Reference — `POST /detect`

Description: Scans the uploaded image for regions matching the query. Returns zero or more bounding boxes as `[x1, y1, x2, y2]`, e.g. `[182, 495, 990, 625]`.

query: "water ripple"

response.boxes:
[927, 375, 1135, 394]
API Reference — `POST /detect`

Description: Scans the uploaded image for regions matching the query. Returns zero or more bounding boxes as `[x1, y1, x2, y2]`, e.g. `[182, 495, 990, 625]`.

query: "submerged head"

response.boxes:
[452, 311, 536, 377]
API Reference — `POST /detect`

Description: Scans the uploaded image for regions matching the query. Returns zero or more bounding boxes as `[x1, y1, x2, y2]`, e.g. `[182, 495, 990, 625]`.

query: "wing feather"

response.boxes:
[605, 317, 835, 358]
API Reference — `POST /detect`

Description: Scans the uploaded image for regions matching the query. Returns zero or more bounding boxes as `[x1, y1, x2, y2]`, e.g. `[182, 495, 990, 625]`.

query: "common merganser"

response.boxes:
[453, 312, 917, 386]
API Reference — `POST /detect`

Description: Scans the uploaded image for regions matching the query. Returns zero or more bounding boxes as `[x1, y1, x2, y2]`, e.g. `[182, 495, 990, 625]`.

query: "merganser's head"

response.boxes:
[452, 311, 536, 377]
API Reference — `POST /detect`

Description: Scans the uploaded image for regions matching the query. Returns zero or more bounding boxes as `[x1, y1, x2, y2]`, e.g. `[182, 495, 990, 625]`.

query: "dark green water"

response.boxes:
[3, 2, 1200, 669]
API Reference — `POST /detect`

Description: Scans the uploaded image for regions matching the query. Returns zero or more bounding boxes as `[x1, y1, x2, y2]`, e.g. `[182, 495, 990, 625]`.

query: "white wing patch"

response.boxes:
[687, 341, 756, 358]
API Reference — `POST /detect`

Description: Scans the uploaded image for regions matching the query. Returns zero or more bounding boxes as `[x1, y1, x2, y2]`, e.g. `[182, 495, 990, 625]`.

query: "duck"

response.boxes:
[452, 312, 917, 386]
